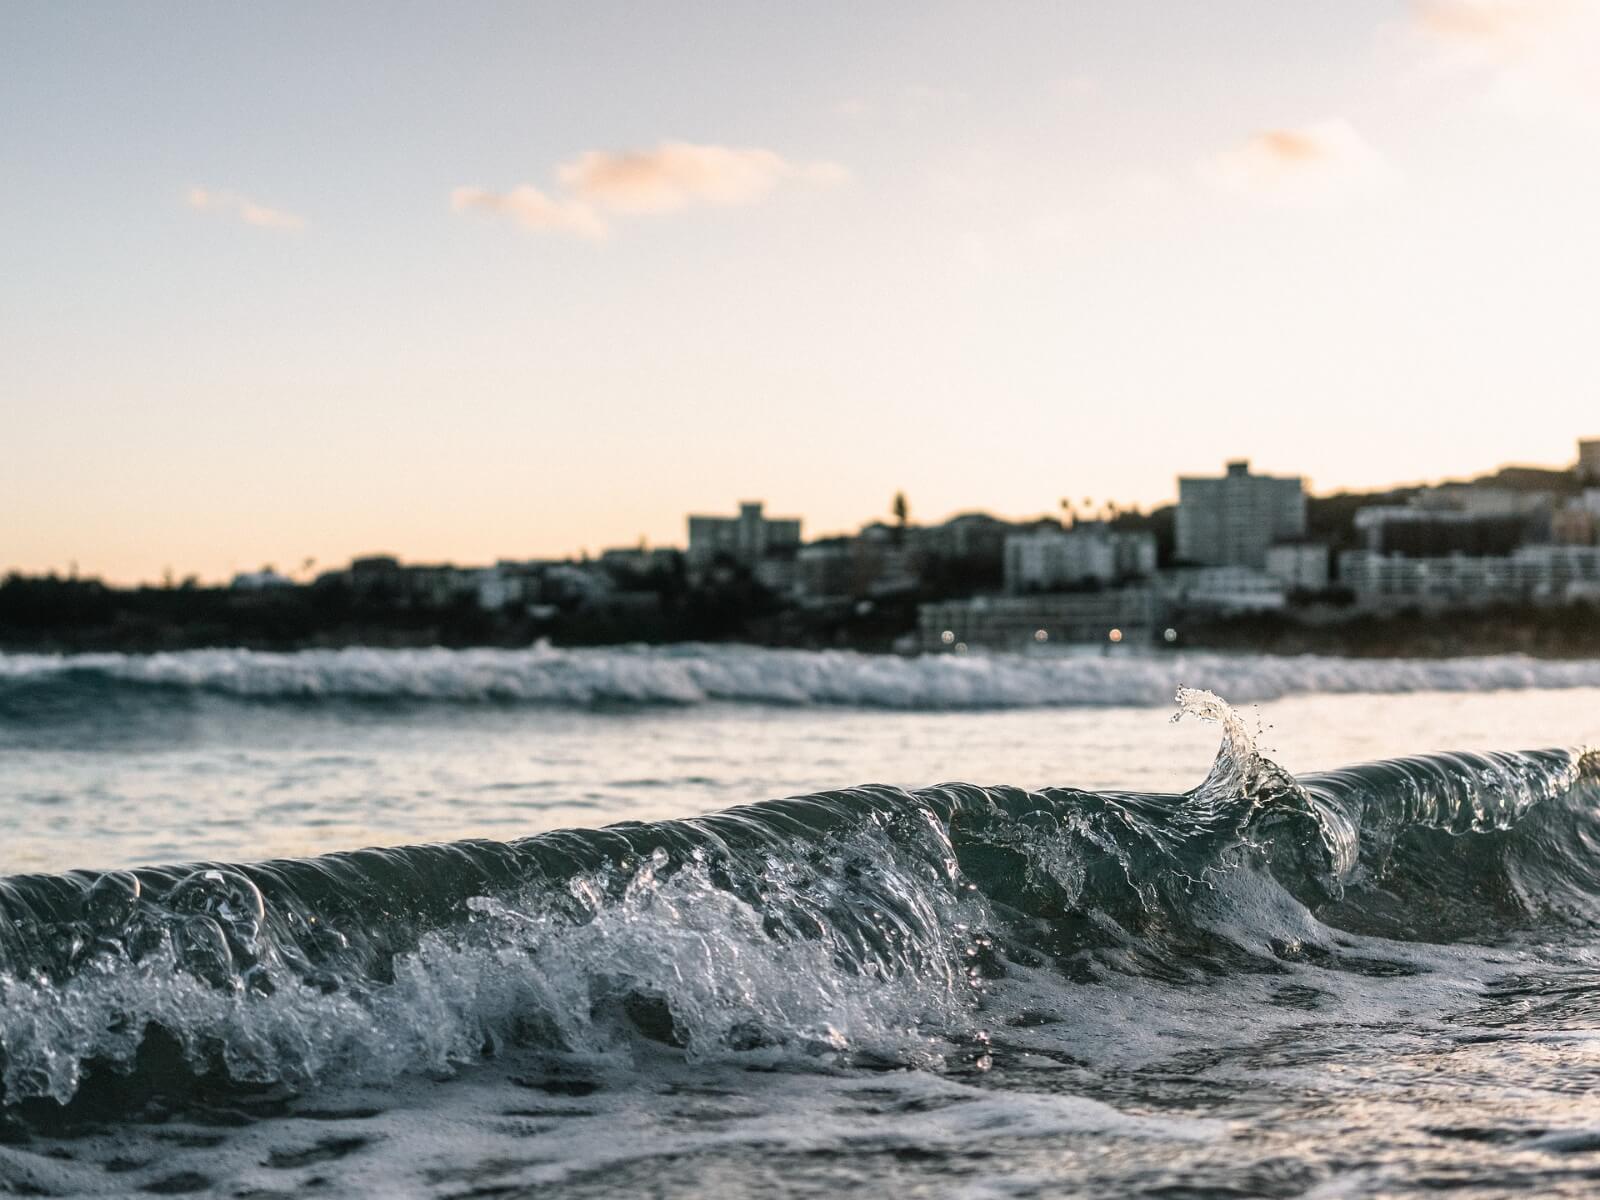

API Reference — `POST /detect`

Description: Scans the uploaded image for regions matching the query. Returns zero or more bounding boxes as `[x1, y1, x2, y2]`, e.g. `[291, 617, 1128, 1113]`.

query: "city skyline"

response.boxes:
[6, 1, 1600, 583]
[15, 440, 1596, 588]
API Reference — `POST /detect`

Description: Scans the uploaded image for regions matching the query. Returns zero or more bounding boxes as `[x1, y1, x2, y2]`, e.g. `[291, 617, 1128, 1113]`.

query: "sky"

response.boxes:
[4, 1, 1599, 584]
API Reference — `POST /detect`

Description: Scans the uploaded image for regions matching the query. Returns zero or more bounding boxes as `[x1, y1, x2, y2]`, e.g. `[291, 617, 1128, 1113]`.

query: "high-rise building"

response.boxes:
[1175, 460, 1306, 567]
[686, 501, 801, 570]
[1578, 438, 1600, 484]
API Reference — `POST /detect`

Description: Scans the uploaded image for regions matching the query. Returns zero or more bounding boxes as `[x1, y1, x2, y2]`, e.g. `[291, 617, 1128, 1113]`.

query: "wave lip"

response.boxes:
[8, 644, 1600, 710]
[3, 692, 1598, 1112]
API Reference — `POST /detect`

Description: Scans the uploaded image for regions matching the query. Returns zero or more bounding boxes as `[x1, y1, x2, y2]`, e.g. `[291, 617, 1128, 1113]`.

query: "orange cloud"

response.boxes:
[1203, 119, 1387, 205]
[1414, 0, 1570, 50]
[449, 185, 606, 239]
[557, 142, 845, 214]
[454, 141, 846, 237]
[1255, 130, 1324, 162]
[1411, 0, 1600, 115]
[186, 187, 305, 230]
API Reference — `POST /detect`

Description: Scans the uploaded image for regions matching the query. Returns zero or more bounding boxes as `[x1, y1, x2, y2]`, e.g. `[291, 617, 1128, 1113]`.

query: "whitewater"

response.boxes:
[7, 643, 1600, 707]
[2, 646, 1600, 1198]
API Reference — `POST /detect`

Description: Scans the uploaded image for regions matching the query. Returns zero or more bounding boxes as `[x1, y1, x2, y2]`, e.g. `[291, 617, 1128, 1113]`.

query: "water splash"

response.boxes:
[1170, 686, 1267, 797]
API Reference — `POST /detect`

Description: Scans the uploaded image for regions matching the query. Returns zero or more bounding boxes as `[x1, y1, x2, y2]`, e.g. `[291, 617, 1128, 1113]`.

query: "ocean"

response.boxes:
[2, 644, 1598, 1198]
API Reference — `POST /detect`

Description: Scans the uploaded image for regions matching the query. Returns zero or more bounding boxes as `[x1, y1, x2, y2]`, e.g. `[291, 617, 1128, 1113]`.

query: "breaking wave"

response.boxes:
[2, 688, 1597, 1115]
[6, 644, 1600, 711]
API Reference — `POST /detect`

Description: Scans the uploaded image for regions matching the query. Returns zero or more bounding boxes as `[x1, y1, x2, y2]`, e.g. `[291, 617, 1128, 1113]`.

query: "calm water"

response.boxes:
[2, 646, 1599, 1198]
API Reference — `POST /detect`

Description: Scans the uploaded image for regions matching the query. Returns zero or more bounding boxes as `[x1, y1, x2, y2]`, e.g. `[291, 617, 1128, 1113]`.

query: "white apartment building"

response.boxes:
[1339, 546, 1600, 608]
[1002, 526, 1156, 593]
[1159, 566, 1286, 615]
[1264, 543, 1330, 592]
[1579, 438, 1600, 483]
[1175, 460, 1306, 568]
[686, 501, 802, 570]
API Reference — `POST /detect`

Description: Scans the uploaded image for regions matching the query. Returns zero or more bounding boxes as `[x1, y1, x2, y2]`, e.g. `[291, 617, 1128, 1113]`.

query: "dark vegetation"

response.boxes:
[5, 571, 1600, 658]
[0, 571, 775, 654]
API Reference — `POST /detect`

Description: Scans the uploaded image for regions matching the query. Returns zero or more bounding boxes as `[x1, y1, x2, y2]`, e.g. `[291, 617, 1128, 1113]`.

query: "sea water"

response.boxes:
[1, 645, 1598, 1197]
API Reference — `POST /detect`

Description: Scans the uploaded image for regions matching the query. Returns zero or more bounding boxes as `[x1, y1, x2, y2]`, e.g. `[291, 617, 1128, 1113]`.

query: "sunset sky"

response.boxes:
[5, 1, 1599, 583]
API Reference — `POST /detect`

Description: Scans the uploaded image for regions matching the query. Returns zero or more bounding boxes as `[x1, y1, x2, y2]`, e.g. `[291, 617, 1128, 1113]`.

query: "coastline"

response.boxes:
[5, 588, 1600, 661]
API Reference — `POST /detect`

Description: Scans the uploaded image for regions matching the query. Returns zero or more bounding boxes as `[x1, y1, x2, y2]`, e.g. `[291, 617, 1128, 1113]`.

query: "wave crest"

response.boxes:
[8, 644, 1600, 710]
[2, 693, 1597, 1109]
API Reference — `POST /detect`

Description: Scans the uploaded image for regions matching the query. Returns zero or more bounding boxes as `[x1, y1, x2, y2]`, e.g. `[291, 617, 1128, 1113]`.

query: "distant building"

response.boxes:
[1550, 499, 1598, 547]
[909, 512, 1059, 565]
[686, 501, 801, 570]
[1003, 526, 1156, 593]
[1264, 543, 1330, 593]
[598, 546, 680, 580]
[1579, 438, 1600, 484]
[1175, 460, 1306, 567]
[345, 556, 476, 607]
[1415, 485, 1550, 519]
[400, 564, 473, 608]
[919, 588, 1159, 652]
[348, 555, 404, 592]
[909, 513, 1015, 562]
[542, 563, 614, 608]
[1159, 566, 1286, 615]
[753, 557, 798, 596]
[1352, 506, 1530, 556]
[849, 533, 919, 598]
[469, 566, 537, 611]
[230, 569, 294, 591]
[794, 540, 854, 603]
[1339, 546, 1600, 608]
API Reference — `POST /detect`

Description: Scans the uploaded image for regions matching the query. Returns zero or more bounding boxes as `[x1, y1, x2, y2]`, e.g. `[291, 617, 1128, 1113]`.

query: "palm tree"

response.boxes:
[891, 491, 910, 545]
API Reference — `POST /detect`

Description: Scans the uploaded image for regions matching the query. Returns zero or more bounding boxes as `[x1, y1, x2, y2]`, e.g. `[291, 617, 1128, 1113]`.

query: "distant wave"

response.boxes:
[5, 645, 1600, 711]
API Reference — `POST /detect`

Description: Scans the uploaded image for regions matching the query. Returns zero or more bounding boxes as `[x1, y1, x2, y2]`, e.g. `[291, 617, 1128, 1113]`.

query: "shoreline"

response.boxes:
[5, 608, 1600, 662]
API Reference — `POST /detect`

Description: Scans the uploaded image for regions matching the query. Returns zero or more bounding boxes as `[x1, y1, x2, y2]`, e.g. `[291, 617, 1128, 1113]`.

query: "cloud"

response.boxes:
[1411, 0, 1600, 115]
[186, 187, 305, 230]
[1414, 0, 1570, 52]
[1202, 120, 1389, 205]
[556, 142, 845, 214]
[449, 185, 607, 239]
[454, 141, 844, 237]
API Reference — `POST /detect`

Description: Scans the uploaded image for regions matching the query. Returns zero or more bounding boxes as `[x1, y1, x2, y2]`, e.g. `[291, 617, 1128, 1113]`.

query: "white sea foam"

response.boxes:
[6, 644, 1600, 709]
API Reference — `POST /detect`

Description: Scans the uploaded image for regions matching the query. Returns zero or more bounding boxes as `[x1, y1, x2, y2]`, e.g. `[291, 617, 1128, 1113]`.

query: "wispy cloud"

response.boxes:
[1411, 0, 1600, 115]
[1414, 0, 1571, 51]
[186, 187, 305, 230]
[1202, 119, 1388, 205]
[454, 141, 846, 238]
[558, 142, 844, 214]
[449, 186, 606, 239]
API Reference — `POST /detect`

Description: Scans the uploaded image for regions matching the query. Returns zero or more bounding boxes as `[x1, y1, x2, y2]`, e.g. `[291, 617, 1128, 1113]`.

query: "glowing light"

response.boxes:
[941, 630, 955, 645]
[1163, 627, 1178, 643]
[1108, 628, 1123, 644]
[1034, 629, 1049, 642]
